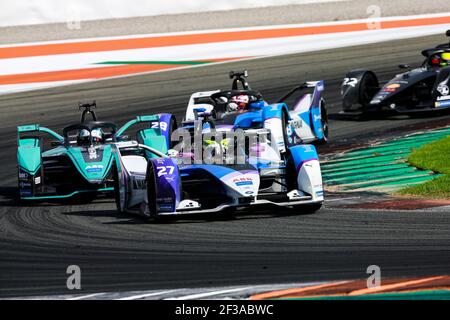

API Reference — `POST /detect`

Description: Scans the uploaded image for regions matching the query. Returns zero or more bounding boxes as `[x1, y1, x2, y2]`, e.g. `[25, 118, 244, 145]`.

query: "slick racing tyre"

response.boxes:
[113, 164, 124, 214]
[315, 99, 329, 145]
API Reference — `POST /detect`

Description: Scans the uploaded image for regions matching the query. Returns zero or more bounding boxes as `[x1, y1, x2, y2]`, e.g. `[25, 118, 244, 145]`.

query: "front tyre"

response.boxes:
[146, 161, 159, 220]
[113, 164, 124, 214]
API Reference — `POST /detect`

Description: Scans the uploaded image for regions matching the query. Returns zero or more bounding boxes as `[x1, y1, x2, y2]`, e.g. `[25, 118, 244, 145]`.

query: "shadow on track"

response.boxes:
[0, 186, 19, 206]
[0, 185, 112, 207]
[64, 206, 323, 225]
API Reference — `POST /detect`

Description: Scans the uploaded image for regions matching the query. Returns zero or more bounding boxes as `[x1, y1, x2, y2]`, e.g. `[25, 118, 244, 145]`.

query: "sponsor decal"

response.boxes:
[235, 181, 253, 186]
[19, 172, 28, 179]
[437, 95, 450, 101]
[303, 145, 315, 153]
[245, 191, 254, 195]
[88, 146, 98, 160]
[157, 197, 173, 202]
[435, 100, 450, 108]
[313, 114, 321, 122]
[158, 203, 174, 211]
[381, 83, 401, 93]
[19, 181, 32, 188]
[316, 190, 324, 196]
[437, 84, 450, 96]
[86, 164, 103, 173]
[20, 189, 32, 196]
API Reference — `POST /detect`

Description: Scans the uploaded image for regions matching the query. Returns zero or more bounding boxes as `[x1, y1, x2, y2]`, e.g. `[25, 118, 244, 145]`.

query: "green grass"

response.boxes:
[397, 136, 450, 199]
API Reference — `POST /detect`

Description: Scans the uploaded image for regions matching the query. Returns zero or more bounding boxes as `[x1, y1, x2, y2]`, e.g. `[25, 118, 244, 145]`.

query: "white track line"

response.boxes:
[67, 293, 105, 300]
[116, 289, 180, 300]
[166, 287, 254, 300]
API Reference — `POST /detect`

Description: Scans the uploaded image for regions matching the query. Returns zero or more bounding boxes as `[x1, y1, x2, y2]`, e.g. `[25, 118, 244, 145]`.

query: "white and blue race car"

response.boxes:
[183, 70, 328, 147]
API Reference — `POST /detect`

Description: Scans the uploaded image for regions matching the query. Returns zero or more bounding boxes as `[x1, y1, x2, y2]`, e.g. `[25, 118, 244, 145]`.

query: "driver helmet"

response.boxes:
[91, 128, 104, 143]
[441, 52, 450, 67]
[230, 94, 250, 112]
[77, 129, 90, 145]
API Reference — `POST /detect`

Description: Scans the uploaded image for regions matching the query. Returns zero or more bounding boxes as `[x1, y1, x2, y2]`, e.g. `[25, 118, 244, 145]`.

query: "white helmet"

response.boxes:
[91, 128, 104, 143]
[77, 129, 90, 145]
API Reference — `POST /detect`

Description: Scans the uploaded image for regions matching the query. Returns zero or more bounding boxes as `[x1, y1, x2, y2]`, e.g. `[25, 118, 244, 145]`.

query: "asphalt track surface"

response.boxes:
[1, 34, 450, 298]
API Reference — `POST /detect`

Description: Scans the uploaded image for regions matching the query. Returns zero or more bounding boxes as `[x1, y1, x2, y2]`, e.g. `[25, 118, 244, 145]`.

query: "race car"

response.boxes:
[17, 102, 176, 201]
[113, 126, 324, 219]
[341, 30, 450, 117]
[183, 70, 328, 146]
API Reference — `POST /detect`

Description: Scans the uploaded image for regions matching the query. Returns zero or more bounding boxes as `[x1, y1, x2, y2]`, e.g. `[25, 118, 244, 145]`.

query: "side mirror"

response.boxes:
[398, 64, 410, 69]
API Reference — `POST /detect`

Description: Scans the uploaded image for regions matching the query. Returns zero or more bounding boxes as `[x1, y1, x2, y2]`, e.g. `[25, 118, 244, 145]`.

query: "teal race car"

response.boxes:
[17, 102, 176, 201]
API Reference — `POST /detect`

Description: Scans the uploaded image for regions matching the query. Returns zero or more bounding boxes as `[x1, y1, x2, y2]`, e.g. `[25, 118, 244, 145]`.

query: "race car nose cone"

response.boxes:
[223, 171, 260, 198]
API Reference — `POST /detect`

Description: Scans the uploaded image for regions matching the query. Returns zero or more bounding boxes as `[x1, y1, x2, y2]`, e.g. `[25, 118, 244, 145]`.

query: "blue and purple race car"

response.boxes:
[113, 72, 326, 219]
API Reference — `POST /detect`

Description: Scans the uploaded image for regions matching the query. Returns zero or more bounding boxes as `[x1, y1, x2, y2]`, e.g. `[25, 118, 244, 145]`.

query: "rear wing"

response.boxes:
[115, 114, 175, 155]
[115, 115, 160, 138]
[17, 124, 63, 146]
[277, 81, 324, 103]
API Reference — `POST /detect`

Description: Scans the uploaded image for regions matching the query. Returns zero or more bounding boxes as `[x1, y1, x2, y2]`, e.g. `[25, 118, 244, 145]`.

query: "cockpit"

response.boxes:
[63, 122, 117, 147]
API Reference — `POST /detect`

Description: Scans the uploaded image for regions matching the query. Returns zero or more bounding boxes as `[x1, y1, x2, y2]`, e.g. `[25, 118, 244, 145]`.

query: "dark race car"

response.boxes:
[340, 30, 450, 117]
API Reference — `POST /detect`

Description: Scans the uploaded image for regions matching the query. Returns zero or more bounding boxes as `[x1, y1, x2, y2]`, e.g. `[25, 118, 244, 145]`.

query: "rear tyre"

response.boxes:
[342, 72, 378, 116]
[358, 72, 379, 109]
[315, 100, 329, 145]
